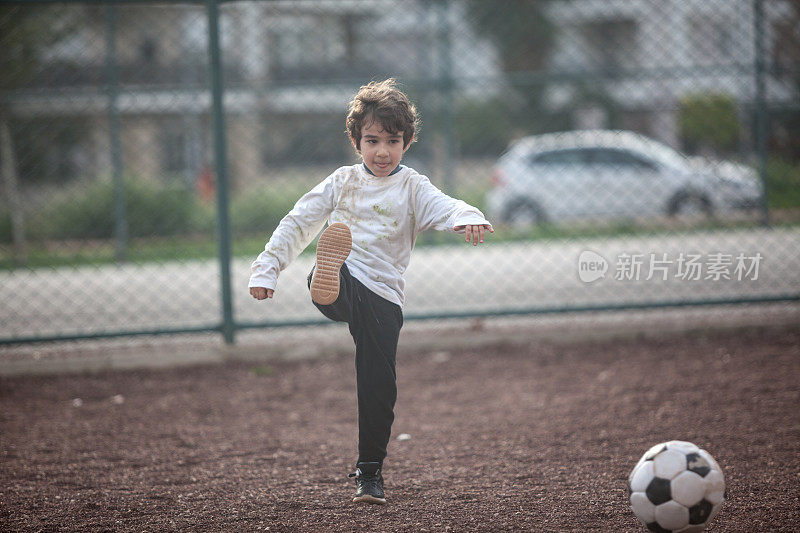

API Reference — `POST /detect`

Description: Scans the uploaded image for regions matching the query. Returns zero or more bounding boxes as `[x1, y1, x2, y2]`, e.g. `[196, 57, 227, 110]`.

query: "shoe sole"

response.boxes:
[310, 223, 352, 305]
[352, 494, 387, 505]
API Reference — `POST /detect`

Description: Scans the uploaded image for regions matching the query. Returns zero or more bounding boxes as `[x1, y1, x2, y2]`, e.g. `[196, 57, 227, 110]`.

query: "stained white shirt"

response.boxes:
[248, 164, 490, 306]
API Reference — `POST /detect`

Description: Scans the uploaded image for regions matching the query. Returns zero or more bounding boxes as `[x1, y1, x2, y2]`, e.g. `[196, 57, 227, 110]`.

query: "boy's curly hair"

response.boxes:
[346, 78, 420, 150]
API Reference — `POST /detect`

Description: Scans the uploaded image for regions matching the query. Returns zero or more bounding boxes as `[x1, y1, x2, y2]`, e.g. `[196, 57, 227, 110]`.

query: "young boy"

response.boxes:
[248, 79, 492, 504]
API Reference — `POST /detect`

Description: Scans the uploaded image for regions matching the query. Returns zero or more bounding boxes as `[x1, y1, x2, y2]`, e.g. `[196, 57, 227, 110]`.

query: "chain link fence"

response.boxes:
[1, 0, 798, 346]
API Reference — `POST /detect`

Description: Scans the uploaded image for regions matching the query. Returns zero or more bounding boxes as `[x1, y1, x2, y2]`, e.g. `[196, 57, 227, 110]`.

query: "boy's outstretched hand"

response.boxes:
[250, 287, 274, 300]
[455, 224, 494, 246]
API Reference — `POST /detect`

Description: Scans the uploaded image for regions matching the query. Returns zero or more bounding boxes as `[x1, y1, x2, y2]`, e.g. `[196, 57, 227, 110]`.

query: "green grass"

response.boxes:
[414, 213, 797, 247]
[4, 215, 796, 271]
[0, 234, 271, 270]
[2, 157, 799, 270]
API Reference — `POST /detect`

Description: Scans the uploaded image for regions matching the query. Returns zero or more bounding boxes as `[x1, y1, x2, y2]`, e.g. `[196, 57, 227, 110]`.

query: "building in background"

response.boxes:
[2, 1, 499, 188]
[543, 0, 796, 147]
[1, 0, 795, 189]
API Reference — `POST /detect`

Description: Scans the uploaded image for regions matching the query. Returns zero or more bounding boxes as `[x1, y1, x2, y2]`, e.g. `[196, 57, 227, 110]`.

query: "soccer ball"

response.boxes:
[628, 441, 725, 532]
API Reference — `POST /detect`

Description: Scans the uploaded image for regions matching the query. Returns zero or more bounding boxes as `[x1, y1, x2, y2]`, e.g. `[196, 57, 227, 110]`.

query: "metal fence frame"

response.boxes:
[2, 0, 798, 347]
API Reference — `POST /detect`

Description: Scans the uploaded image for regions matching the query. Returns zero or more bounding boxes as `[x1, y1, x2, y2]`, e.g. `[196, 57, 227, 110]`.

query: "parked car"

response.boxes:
[486, 130, 762, 227]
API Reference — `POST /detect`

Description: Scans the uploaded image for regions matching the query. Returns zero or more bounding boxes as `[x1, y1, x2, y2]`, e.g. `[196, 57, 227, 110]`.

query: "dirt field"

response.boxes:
[1, 326, 798, 532]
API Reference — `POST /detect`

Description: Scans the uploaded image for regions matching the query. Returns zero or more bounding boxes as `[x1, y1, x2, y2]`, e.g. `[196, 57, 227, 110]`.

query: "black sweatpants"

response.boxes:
[308, 263, 403, 466]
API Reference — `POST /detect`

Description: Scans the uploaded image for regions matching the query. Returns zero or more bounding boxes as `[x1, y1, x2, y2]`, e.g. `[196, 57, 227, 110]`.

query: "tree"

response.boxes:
[464, 0, 555, 130]
[0, 4, 75, 263]
[771, 0, 800, 161]
[464, 0, 554, 72]
[0, 5, 76, 91]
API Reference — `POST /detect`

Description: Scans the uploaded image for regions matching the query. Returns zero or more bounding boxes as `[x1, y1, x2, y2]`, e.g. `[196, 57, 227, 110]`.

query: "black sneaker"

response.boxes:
[349, 462, 386, 504]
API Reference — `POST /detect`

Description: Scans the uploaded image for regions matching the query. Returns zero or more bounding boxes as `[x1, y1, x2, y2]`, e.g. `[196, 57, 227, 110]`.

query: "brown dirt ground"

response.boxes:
[1, 326, 798, 532]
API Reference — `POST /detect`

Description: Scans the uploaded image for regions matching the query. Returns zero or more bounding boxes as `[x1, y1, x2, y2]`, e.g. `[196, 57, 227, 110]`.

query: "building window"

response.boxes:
[583, 19, 638, 71]
[140, 36, 158, 63]
[687, 16, 735, 66]
[270, 15, 346, 78]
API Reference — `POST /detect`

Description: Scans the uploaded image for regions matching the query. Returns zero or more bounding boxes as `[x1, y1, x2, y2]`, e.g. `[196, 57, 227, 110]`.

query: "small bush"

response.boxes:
[455, 98, 514, 157]
[766, 158, 800, 209]
[230, 186, 306, 236]
[32, 177, 199, 240]
[15, 178, 314, 245]
[678, 92, 741, 155]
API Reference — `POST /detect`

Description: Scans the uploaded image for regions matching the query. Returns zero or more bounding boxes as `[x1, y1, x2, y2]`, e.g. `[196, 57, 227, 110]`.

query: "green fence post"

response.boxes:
[754, 0, 770, 227]
[105, 4, 128, 262]
[207, 0, 235, 344]
[437, 0, 455, 194]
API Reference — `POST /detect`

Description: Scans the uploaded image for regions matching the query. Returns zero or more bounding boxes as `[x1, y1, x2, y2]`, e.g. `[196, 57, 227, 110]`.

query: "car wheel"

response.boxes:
[503, 199, 547, 229]
[667, 192, 714, 222]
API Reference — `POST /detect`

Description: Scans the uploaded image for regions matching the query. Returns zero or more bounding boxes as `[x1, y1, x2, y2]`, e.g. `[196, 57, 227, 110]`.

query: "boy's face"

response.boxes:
[355, 120, 410, 177]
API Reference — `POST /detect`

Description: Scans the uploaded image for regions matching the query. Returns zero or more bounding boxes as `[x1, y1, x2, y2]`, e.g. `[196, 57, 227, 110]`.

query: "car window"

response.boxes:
[532, 149, 586, 165]
[588, 148, 658, 170]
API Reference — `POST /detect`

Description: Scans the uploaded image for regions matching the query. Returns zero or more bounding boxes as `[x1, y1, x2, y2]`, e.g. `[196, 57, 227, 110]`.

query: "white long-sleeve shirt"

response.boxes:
[249, 164, 490, 307]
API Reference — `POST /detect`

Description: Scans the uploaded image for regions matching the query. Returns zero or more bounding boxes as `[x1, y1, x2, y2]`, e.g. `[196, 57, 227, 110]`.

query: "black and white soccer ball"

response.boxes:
[628, 440, 725, 532]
